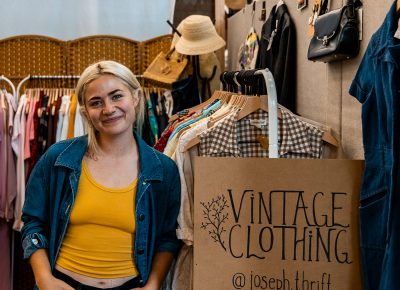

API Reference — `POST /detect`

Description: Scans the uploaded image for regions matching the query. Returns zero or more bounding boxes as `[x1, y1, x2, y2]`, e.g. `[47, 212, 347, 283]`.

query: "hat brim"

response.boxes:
[225, 0, 246, 10]
[175, 35, 226, 55]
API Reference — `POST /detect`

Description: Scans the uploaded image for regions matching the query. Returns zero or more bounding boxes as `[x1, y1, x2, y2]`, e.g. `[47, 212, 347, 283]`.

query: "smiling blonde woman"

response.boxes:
[21, 60, 182, 290]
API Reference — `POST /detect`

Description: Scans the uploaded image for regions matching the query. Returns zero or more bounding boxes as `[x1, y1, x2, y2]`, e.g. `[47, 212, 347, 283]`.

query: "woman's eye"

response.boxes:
[112, 94, 123, 101]
[88, 100, 102, 107]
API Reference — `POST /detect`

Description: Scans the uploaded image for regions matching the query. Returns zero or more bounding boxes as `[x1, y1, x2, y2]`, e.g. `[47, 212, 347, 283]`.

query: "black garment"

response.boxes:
[256, 4, 296, 113]
[141, 103, 156, 146]
[37, 95, 49, 155]
[171, 76, 200, 115]
[150, 92, 168, 135]
[53, 269, 143, 290]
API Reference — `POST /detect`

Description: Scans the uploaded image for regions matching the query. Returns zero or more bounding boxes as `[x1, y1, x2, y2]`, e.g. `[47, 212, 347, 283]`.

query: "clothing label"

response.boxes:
[249, 119, 267, 129]
[395, 18, 400, 40]
[256, 135, 269, 150]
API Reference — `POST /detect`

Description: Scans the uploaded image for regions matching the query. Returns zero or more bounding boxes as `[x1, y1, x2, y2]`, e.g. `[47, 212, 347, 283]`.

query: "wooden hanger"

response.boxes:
[168, 90, 230, 123]
[183, 95, 272, 152]
[237, 95, 283, 120]
[183, 93, 339, 151]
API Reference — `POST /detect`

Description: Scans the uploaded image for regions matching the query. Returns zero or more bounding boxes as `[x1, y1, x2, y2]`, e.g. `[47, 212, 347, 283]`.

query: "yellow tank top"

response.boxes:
[56, 160, 139, 278]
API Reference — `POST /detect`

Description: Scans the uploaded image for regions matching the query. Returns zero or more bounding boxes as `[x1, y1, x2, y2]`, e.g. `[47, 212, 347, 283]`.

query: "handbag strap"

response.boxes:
[346, 0, 362, 7]
[319, 0, 362, 15]
[319, 0, 329, 15]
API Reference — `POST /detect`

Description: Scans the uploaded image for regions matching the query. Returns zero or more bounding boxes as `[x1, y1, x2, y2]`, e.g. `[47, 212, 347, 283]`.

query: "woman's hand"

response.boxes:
[131, 287, 158, 290]
[37, 275, 74, 290]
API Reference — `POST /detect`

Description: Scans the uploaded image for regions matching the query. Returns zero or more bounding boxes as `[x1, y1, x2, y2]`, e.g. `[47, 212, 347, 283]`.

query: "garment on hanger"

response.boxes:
[0, 88, 16, 290]
[256, 3, 297, 113]
[238, 27, 260, 70]
[0, 90, 17, 222]
[171, 76, 200, 115]
[12, 94, 28, 231]
[162, 88, 339, 290]
[12, 88, 84, 229]
[198, 108, 324, 158]
[349, 2, 400, 289]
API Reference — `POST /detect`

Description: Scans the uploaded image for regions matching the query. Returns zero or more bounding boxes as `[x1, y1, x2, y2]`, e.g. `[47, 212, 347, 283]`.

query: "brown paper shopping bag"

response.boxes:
[194, 158, 364, 290]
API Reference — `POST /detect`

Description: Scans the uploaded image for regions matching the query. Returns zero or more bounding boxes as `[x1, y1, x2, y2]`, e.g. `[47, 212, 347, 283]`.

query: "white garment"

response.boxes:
[170, 121, 208, 290]
[12, 94, 28, 231]
[56, 95, 71, 141]
[74, 103, 85, 137]
[175, 122, 208, 244]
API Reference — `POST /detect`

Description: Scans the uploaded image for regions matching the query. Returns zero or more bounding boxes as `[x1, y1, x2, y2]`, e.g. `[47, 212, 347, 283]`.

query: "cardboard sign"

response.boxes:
[194, 158, 364, 290]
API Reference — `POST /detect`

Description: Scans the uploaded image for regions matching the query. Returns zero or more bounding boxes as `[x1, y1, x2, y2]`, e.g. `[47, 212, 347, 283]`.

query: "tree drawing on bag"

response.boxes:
[200, 195, 229, 251]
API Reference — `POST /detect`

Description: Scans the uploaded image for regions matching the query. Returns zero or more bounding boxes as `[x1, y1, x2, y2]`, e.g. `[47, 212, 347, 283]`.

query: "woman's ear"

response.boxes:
[80, 106, 89, 122]
[133, 88, 142, 107]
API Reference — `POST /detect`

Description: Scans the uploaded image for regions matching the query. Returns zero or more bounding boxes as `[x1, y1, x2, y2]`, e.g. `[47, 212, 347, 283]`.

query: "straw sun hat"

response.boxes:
[225, 0, 246, 10]
[175, 15, 226, 55]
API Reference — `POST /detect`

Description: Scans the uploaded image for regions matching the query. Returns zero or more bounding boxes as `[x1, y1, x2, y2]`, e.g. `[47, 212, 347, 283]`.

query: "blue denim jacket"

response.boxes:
[349, 2, 400, 289]
[21, 133, 182, 286]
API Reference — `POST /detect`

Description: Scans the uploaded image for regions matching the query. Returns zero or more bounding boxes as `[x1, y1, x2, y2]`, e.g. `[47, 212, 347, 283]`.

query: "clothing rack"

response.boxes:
[221, 68, 279, 158]
[16, 74, 145, 100]
[0, 75, 16, 97]
[16, 75, 81, 100]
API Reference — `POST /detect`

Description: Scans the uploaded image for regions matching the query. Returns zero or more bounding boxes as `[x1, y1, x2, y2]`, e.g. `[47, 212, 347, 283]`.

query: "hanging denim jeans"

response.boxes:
[349, 2, 400, 289]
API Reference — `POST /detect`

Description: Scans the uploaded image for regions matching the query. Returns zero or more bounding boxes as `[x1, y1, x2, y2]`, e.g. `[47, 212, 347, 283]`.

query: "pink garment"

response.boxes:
[12, 95, 28, 231]
[24, 96, 37, 160]
[0, 219, 11, 290]
[4, 92, 17, 221]
[0, 97, 7, 218]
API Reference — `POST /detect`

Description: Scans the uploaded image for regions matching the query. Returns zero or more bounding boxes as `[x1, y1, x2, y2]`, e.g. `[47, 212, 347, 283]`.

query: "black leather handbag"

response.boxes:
[307, 0, 361, 63]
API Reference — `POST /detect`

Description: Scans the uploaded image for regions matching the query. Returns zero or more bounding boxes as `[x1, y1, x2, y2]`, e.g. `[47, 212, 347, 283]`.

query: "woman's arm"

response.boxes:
[137, 251, 174, 290]
[30, 249, 73, 290]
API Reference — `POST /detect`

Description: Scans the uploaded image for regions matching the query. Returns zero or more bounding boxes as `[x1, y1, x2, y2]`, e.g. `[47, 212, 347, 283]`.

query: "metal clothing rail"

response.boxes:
[0, 75, 16, 98]
[255, 68, 279, 159]
[16, 75, 81, 99]
[16, 74, 144, 100]
[221, 68, 279, 158]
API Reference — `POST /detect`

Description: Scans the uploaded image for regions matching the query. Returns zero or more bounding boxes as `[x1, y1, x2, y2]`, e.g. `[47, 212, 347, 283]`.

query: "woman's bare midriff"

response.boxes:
[55, 265, 137, 288]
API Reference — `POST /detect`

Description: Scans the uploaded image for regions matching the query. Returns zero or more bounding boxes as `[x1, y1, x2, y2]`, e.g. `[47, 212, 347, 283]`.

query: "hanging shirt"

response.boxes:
[12, 94, 28, 231]
[67, 94, 78, 139]
[24, 95, 37, 160]
[2, 91, 17, 221]
[170, 120, 209, 290]
[0, 95, 7, 218]
[199, 109, 324, 158]
[74, 103, 85, 138]
[58, 95, 71, 142]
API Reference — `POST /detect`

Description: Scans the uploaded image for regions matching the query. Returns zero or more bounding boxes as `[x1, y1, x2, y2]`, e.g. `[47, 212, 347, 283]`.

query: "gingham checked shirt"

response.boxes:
[199, 109, 324, 158]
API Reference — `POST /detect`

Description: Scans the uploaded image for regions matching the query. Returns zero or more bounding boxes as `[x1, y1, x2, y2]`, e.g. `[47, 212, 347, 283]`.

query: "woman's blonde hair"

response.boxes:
[75, 60, 145, 153]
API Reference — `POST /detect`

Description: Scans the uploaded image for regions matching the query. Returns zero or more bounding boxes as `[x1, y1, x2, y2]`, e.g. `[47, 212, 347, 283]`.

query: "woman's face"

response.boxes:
[83, 74, 138, 138]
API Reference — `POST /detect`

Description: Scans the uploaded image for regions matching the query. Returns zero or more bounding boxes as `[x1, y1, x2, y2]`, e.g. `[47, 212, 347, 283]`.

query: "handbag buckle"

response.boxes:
[323, 36, 328, 46]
